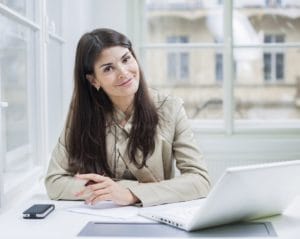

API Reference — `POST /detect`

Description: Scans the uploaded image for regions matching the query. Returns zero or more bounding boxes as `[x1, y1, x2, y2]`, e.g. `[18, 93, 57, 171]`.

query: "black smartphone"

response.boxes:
[22, 204, 55, 219]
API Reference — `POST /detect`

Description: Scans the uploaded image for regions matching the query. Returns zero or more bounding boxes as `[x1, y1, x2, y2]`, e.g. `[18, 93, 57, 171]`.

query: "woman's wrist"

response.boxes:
[127, 190, 140, 204]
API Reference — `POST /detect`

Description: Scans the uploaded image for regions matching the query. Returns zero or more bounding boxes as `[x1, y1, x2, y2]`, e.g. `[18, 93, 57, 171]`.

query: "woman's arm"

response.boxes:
[45, 133, 140, 203]
[44, 136, 88, 200]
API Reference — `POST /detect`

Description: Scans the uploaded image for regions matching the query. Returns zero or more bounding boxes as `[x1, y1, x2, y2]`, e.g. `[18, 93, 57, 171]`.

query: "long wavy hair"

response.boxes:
[65, 28, 159, 177]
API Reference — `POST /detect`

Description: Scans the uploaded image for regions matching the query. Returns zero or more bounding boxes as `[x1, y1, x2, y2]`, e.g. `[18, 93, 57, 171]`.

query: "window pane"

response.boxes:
[143, 48, 223, 120]
[145, 0, 224, 43]
[46, 0, 62, 35]
[0, 15, 36, 170]
[180, 52, 189, 79]
[215, 53, 223, 81]
[276, 53, 284, 79]
[144, 0, 224, 120]
[47, 39, 63, 151]
[263, 53, 272, 81]
[234, 47, 300, 120]
[234, 1, 300, 44]
[0, 0, 35, 21]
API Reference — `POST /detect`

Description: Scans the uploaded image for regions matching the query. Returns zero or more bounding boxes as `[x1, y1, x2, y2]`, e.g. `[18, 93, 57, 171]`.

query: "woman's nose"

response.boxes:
[118, 65, 128, 79]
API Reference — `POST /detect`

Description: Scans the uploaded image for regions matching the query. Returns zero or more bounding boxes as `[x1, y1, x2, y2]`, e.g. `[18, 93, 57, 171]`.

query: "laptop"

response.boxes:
[139, 160, 300, 231]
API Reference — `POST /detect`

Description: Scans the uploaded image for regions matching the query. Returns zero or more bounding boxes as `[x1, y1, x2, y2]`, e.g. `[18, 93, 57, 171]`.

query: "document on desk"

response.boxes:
[66, 201, 152, 223]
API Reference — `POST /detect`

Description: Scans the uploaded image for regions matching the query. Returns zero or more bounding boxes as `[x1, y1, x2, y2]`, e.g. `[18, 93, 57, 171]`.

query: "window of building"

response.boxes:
[265, 0, 282, 7]
[167, 36, 189, 82]
[215, 53, 223, 82]
[263, 34, 285, 82]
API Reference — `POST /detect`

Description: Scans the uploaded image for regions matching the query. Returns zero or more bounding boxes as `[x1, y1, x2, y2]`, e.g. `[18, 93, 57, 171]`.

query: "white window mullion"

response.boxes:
[35, 0, 49, 169]
[223, 0, 234, 135]
[0, 3, 40, 31]
[0, 64, 5, 208]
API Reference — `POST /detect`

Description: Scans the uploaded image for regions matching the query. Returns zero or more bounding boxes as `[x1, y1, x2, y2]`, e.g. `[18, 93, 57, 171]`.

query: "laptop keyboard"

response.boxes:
[161, 206, 199, 221]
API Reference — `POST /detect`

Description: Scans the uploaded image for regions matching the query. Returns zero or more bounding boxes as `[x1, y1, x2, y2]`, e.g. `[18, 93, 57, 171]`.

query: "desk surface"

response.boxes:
[1, 187, 300, 239]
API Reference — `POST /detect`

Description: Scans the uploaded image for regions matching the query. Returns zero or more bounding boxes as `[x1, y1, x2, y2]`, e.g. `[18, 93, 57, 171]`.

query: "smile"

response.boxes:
[117, 78, 133, 87]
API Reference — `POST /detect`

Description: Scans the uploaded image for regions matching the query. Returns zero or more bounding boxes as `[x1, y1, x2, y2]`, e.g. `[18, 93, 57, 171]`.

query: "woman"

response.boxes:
[45, 28, 210, 207]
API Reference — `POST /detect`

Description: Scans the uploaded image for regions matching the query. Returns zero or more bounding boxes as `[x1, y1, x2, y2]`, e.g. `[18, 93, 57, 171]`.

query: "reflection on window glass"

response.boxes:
[0, 15, 34, 152]
[0, 0, 35, 21]
[233, 1, 300, 120]
[144, 0, 224, 120]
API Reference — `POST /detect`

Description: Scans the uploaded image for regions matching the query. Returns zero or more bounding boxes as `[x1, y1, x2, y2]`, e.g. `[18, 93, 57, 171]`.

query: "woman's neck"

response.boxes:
[111, 96, 134, 117]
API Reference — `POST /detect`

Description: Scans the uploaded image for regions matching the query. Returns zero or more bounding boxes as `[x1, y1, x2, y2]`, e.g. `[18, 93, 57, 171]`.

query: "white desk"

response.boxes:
[1, 187, 300, 239]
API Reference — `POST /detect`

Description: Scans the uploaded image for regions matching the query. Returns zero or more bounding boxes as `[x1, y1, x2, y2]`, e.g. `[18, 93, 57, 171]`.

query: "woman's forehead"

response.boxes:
[96, 46, 130, 63]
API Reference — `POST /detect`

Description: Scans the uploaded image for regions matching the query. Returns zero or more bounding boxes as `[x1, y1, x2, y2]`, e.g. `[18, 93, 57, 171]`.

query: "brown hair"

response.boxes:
[65, 28, 158, 177]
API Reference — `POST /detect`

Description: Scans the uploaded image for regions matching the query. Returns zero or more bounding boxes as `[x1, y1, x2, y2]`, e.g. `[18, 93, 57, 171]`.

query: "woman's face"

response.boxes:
[87, 46, 140, 105]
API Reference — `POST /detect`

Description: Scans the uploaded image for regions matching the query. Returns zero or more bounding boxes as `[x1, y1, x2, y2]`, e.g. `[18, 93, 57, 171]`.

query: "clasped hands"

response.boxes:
[74, 174, 139, 206]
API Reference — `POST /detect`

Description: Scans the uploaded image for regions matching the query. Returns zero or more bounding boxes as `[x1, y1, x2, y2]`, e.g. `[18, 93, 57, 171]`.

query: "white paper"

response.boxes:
[66, 200, 152, 223]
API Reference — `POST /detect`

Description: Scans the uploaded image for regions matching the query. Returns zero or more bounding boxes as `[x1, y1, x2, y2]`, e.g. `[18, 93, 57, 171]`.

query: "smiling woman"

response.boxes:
[44, 28, 210, 207]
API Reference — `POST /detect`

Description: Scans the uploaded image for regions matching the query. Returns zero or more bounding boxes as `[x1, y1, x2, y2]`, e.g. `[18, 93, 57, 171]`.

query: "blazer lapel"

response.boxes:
[117, 137, 164, 183]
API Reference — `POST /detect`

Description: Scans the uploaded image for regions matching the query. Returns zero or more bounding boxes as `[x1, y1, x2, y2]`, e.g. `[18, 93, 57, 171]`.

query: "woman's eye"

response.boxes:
[103, 66, 112, 72]
[123, 56, 131, 63]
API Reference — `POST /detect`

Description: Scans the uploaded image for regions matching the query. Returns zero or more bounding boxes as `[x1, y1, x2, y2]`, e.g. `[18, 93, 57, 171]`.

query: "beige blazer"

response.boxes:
[45, 90, 210, 206]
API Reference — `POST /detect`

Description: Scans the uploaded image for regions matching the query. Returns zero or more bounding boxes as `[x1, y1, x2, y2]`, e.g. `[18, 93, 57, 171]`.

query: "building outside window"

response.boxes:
[142, 0, 300, 122]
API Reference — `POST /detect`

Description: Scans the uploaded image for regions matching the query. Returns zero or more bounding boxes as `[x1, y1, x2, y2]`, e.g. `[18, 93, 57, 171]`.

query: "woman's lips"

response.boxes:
[117, 78, 133, 87]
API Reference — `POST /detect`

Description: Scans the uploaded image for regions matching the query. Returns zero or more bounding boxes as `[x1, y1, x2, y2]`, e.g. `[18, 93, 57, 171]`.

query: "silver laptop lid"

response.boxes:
[188, 160, 300, 230]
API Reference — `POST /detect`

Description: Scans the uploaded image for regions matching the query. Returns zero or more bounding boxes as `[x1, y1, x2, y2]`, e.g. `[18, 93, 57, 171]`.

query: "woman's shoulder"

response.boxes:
[149, 88, 184, 114]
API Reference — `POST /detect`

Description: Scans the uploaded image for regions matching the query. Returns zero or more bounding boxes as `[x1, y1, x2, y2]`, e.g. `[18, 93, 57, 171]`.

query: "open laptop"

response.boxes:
[139, 160, 300, 231]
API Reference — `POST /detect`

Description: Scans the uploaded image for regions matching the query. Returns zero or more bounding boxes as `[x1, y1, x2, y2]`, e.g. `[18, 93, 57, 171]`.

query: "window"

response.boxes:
[263, 34, 285, 82]
[265, 0, 282, 7]
[215, 53, 223, 82]
[167, 36, 189, 82]
[0, 8, 38, 206]
[141, 0, 300, 125]
[143, 0, 224, 120]
[0, 0, 64, 208]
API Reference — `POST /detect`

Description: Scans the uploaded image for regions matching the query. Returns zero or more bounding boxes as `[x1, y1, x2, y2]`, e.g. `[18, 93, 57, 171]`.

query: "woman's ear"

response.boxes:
[86, 74, 100, 90]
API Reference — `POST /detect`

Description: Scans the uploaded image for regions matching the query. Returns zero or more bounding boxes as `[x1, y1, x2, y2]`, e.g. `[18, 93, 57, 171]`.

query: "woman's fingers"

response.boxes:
[74, 174, 109, 197]
[89, 193, 112, 205]
[87, 181, 110, 191]
[86, 188, 112, 205]
[76, 173, 106, 182]
[74, 174, 137, 205]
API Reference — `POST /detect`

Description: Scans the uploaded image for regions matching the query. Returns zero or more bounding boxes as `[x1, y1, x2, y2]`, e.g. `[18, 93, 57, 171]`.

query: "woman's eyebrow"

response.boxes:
[121, 51, 130, 59]
[100, 62, 112, 68]
[99, 51, 130, 68]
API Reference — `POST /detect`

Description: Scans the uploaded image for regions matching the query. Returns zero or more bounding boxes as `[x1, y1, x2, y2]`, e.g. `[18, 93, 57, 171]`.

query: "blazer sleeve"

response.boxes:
[44, 133, 88, 200]
[125, 100, 211, 207]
